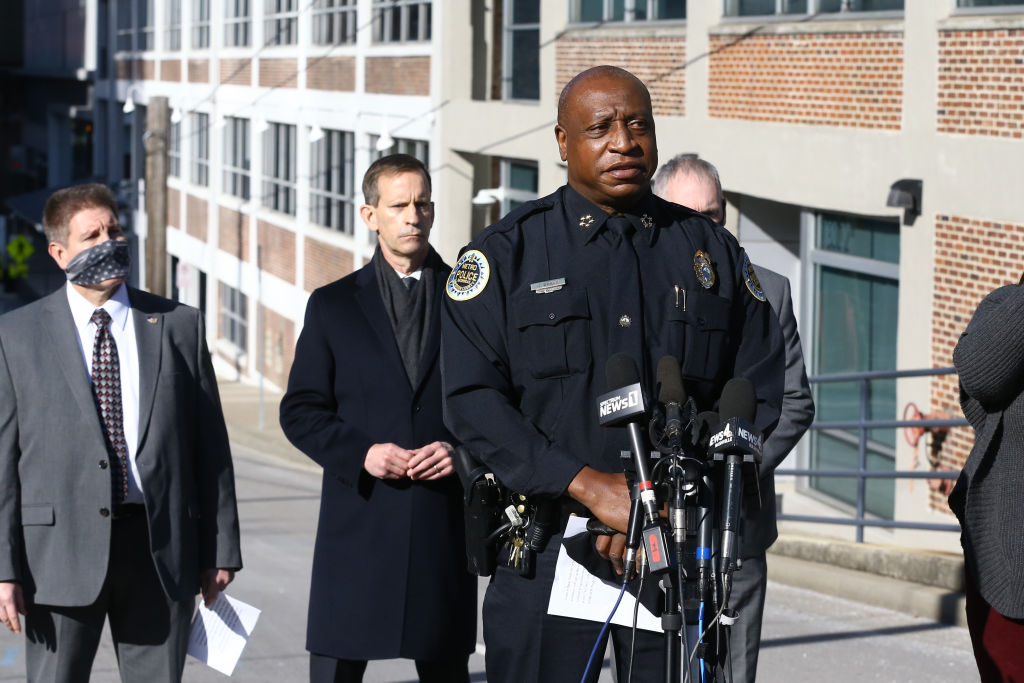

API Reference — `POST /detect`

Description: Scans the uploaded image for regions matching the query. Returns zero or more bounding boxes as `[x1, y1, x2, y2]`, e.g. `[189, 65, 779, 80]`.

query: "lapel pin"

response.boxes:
[146, 316, 158, 324]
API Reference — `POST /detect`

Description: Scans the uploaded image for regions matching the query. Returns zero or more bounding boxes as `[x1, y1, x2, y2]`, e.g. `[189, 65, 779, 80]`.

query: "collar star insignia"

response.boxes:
[641, 213, 654, 230]
[579, 214, 594, 228]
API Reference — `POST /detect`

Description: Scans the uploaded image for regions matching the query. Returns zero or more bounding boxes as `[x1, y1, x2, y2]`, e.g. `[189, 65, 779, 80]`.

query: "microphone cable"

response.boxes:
[626, 571, 645, 683]
[580, 581, 627, 683]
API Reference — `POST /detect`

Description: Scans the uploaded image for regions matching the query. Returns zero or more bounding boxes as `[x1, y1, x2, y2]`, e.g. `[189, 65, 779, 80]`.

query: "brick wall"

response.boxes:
[928, 217, 1024, 511]
[306, 56, 356, 91]
[258, 58, 298, 89]
[304, 238, 355, 292]
[188, 59, 209, 83]
[161, 59, 182, 82]
[116, 59, 131, 80]
[220, 58, 252, 86]
[365, 56, 430, 95]
[256, 220, 296, 283]
[257, 305, 295, 390]
[555, 34, 686, 117]
[185, 193, 208, 241]
[168, 187, 180, 229]
[708, 31, 903, 129]
[938, 29, 1024, 139]
[218, 206, 249, 261]
[139, 59, 155, 80]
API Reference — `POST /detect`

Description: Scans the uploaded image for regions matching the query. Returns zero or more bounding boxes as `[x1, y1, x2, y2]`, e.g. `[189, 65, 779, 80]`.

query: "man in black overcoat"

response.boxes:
[280, 154, 476, 683]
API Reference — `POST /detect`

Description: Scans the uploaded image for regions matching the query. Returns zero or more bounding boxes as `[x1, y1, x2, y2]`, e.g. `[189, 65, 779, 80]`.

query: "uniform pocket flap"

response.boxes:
[668, 290, 731, 331]
[21, 503, 54, 526]
[512, 287, 590, 329]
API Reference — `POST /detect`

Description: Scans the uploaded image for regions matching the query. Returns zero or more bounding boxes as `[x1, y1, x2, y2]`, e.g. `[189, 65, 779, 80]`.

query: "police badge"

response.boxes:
[693, 250, 716, 289]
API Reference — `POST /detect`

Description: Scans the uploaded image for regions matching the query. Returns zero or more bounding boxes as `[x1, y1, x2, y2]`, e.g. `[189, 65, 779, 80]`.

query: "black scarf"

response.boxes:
[372, 246, 436, 387]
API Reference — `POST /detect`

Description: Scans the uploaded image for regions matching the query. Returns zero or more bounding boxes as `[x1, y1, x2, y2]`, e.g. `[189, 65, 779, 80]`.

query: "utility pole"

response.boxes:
[144, 96, 169, 296]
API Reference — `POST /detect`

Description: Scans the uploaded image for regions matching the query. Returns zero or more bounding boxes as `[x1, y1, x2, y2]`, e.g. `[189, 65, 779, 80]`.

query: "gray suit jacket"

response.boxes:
[0, 286, 241, 606]
[740, 266, 815, 557]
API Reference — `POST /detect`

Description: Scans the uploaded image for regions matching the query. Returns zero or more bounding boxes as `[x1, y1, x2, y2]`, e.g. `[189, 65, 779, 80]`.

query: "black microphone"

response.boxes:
[598, 353, 670, 575]
[711, 378, 761, 595]
[657, 355, 687, 454]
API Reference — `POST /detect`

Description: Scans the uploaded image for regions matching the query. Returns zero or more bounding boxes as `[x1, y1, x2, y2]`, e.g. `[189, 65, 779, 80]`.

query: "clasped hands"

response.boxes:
[364, 441, 453, 481]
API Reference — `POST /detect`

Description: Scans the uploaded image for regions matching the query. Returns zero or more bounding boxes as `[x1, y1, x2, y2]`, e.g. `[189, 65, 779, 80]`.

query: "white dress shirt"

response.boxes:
[66, 281, 144, 504]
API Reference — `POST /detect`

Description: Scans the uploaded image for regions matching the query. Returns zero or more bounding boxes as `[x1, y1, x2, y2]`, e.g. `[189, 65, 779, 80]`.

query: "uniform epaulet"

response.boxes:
[469, 192, 559, 250]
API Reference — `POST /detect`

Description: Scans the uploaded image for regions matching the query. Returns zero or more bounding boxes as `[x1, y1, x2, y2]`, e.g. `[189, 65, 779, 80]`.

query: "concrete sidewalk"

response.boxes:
[215, 375, 969, 629]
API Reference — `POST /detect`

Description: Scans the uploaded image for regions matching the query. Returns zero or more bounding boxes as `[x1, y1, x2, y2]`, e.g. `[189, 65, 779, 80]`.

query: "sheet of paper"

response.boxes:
[546, 516, 662, 632]
[187, 593, 261, 676]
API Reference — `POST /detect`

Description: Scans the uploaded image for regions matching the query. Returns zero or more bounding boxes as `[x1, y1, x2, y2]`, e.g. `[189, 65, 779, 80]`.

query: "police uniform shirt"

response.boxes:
[442, 184, 785, 501]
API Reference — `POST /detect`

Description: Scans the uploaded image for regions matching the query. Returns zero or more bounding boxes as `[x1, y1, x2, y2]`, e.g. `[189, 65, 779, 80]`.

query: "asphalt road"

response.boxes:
[0, 448, 978, 682]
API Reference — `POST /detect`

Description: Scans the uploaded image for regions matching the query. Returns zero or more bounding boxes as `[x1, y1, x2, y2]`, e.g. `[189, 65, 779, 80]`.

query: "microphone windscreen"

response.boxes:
[718, 377, 756, 423]
[606, 352, 640, 391]
[656, 355, 686, 405]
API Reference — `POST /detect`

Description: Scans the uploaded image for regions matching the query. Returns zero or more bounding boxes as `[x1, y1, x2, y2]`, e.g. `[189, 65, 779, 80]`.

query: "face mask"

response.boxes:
[64, 239, 132, 285]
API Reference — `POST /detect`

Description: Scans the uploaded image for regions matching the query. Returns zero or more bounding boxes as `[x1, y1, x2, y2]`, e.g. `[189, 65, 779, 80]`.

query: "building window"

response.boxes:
[116, 0, 133, 50]
[313, 0, 357, 44]
[369, 135, 429, 167]
[139, 0, 155, 50]
[191, 113, 209, 186]
[310, 128, 355, 234]
[723, 0, 902, 16]
[957, 0, 1024, 6]
[262, 123, 297, 215]
[265, 0, 299, 45]
[223, 117, 250, 199]
[220, 283, 248, 352]
[193, 0, 210, 48]
[166, 0, 182, 50]
[225, 0, 251, 47]
[373, 0, 431, 42]
[808, 212, 900, 519]
[571, 0, 684, 22]
[500, 159, 539, 213]
[169, 120, 181, 177]
[504, 0, 539, 100]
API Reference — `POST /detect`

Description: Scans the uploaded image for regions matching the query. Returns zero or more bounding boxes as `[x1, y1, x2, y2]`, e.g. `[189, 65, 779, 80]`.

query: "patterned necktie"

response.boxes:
[90, 308, 129, 504]
[402, 276, 417, 292]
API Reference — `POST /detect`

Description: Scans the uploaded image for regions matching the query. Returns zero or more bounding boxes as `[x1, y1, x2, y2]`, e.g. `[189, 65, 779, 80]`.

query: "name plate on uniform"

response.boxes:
[530, 278, 567, 294]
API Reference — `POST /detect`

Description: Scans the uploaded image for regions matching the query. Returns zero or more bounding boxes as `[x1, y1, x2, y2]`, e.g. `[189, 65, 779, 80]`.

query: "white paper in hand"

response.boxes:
[546, 516, 661, 632]
[187, 593, 261, 676]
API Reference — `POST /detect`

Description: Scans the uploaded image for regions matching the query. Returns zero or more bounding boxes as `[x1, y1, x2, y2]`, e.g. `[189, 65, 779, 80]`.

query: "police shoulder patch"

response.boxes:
[446, 249, 490, 301]
[743, 253, 767, 302]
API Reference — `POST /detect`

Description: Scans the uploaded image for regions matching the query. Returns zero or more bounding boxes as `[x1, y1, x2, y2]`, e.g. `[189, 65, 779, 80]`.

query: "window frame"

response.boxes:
[191, 112, 210, 187]
[220, 283, 248, 353]
[569, 0, 686, 23]
[261, 122, 297, 216]
[264, 0, 300, 46]
[503, 0, 540, 101]
[192, 0, 211, 49]
[168, 119, 181, 178]
[721, 0, 904, 18]
[166, 0, 182, 51]
[309, 127, 356, 234]
[372, 0, 432, 43]
[313, 0, 358, 45]
[224, 0, 251, 48]
[223, 116, 251, 200]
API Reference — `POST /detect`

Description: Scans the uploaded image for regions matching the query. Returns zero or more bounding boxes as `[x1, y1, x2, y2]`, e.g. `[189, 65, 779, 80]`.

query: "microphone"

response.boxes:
[598, 353, 670, 575]
[657, 355, 687, 455]
[711, 378, 761, 595]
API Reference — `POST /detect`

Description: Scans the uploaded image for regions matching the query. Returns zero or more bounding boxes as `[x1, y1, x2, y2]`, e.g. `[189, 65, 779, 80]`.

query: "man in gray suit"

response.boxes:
[654, 155, 815, 682]
[0, 183, 242, 682]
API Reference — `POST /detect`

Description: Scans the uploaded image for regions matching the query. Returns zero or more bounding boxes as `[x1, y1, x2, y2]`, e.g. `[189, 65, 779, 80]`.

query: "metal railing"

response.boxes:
[775, 367, 968, 542]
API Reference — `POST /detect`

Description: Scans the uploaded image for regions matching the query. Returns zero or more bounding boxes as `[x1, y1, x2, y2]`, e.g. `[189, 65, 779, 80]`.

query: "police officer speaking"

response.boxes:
[441, 66, 786, 682]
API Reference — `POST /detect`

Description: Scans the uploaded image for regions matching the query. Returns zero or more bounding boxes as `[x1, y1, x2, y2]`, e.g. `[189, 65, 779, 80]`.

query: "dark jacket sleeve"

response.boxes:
[759, 272, 814, 476]
[279, 288, 375, 484]
[441, 242, 588, 498]
[954, 284, 1024, 411]
[194, 310, 243, 571]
